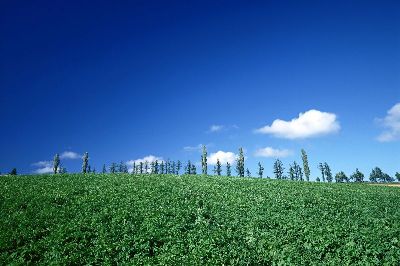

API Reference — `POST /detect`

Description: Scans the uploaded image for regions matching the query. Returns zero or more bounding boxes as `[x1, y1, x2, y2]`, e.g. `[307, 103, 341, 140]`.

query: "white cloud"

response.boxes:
[183, 144, 204, 152]
[126, 155, 163, 167]
[60, 151, 81, 160]
[255, 109, 340, 139]
[32, 161, 53, 174]
[254, 147, 293, 158]
[377, 103, 400, 142]
[209, 125, 224, 132]
[207, 151, 237, 165]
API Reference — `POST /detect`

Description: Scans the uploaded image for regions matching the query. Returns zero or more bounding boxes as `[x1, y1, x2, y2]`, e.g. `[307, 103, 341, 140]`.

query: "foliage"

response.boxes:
[53, 154, 60, 174]
[9, 168, 17, 175]
[216, 159, 222, 176]
[226, 162, 231, 177]
[335, 171, 348, 183]
[257, 162, 264, 178]
[82, 152, 89, 173]
[0, 174, 399, 264]
[301, 149, 310, 181]
[236, 148, 245, 177]
[201, 145, 207, 175]
[273, 159, 284, 179]
[350, 168, 364, 183]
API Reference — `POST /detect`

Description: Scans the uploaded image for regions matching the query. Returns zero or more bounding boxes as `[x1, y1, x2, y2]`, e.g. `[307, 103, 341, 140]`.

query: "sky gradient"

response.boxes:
[1, 1, 399, 178]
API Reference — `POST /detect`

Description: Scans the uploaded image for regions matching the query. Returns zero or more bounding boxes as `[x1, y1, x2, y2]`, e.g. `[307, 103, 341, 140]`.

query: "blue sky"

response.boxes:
[1, 1, 399, 178]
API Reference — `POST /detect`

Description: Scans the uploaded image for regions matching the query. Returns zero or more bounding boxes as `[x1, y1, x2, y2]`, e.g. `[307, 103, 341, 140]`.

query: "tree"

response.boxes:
[273, 159, 284, 179]
[257, 162, 264, 178]
[350, 168, 364, 182]
[318, 163, 325, 182]
[119, 161, 128, 173]
[301, 149, 310, 181]
[201, 145, 208, 175]
[139, 162, 143, 174]
[185, 161, 192, 175]
[370, 167, 383, 182]
[9, 168, 17, 175]
[335, 171, 347, 183]
[132, 162, 136, 174]
[236, 148, 245, 177]
[246, 168, 251, 177]
[110, 162, 117, 174]
[288, 164, 295, 180]
[82, 152, 89, 173]
[160, 161, 165, 174]
[144, 161, 149, 174]
[171, 161, 176, 175]
[216, 159, 222, 176]
[102, 164, 107, 174]
[59, 166, 67, 174]
[324, 162, 332, 183]
[316, 177, 320, 182]
[53, 153, 60, 174]
[154, 161, 159, 174]
[92, 167, 96, 174]
[226, 162, 231, 177]
[191, 164, 197, 175]
[88, 165, 92, 173]
[396, 172, 400, 182]
[176, 160, 182, 175]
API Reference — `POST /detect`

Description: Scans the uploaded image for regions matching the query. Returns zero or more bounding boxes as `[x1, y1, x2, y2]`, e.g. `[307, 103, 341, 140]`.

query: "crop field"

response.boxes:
[1, 174, 399, 265]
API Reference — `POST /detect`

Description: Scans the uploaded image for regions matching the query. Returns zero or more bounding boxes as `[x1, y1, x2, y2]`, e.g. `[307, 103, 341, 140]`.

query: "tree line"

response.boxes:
[4, 147, 400, 183]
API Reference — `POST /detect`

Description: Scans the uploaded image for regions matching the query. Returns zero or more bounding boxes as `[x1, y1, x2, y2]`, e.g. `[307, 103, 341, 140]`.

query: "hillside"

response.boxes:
[1, 174, 399, 265]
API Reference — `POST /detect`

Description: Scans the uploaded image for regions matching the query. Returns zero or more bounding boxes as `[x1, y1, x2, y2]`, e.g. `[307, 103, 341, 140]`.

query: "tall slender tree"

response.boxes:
[160, 161, 165, 174]
[53, 153, 60, 174]
[110, 162, 116, 173]
[139, 162, 144, 174]
[82, 152, 89, 173]
[216, 159, 222, 176]
[236, 147, 245, 177]
[226, 162, 231, 177]
[324, 162, 332, 183]
[185, 160, 192, 175]
[258, 162, 264, 178]
[102, 164, 107, 174]
[273, 159, 284, 179]
[246, 168, 251, 177]
[318, 163, 325, 182]
[201, 145, 208, 175]
[301, 149, 310, 181]
[176, 160, 182, 175]
[191, 164, 197, 175]
[144, 161, 149, 174]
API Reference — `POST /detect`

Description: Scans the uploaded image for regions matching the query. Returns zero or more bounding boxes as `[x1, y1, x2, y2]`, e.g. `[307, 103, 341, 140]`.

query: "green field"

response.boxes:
[1, 174, 399, 265]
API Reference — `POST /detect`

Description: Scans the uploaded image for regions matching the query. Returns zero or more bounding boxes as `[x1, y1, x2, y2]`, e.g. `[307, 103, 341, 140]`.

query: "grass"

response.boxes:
[1, 173, 399, 265]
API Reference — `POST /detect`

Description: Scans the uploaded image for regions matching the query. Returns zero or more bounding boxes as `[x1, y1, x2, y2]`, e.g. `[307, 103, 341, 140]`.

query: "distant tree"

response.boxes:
[216, 159, 222, 176]
[257, 162, 264, 178]
[294, 162, 303, 181]
[335, 171, 347, 183]
[288, 164, 295, 180]
[171, 161, 176, 175]
[166, 159, 171, 174]
[154, 161, 159, 174]
[10, 168, 17, 175]
[301, 149, 310, 181]
[88, 165, 92, 173]
[324, 163, 332, 183]
[139, 162, 144, 174]
[201, 145, 208, 175]
[185, 161, 191, 175]
[226, 162, 231, 177]
[110, 162, 117, 174]
[82, 152, 89, 173]
[273, 159, 284, 179]
[246, 168, 251, 177]
[144, 161, 149, 174]
[176, 160, 182, 175]
[160, 161, 165, 174]
[102, 164, 107, 174]
[396, 172, 400, 182]
[369, 167, 383, 182]
[191, 164, 197, 175]
[119, 161, 128, 173]
[213, 165, 217, 175]
[132, 162, 136, 174]
[53, 153, 60, 174]
[235, 148, 245, 177]
[318, 163, 325, 182]
[59, 166, 67, 174]
[316, 177, 320, 182]
[350, 168, 364, 182]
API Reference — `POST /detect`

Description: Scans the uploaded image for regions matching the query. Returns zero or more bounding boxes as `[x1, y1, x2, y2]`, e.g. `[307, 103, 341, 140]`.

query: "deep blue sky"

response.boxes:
[1, 1, 399, 178]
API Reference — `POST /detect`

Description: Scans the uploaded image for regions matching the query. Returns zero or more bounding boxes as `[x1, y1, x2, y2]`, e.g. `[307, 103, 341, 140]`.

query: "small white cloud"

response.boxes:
[207, 151, 237, 165]
[183, 144, 204, 152]
[126, 155, 163, 167]
[209, 125, 224, 132]
[377, 103, 400, 142]
[255, 109, 340, 139]
[254, 147, 293, 158]
[60, 151, 81, 160]
[32, 161, 53, 174]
